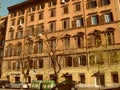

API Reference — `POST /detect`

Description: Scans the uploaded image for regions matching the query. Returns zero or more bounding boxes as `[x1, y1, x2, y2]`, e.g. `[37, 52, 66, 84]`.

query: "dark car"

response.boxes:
[52, 80, 77, 90]
[0, 80, 11, 88]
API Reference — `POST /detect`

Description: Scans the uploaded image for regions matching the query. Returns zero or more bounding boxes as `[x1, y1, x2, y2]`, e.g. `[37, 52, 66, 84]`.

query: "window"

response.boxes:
[38, 3, 45, 10]
[18, 18, 24, 25]
[50, 8, 56, 17]
[94, 34, 101, 47]
[89, 55, 95, 65]
[36, 75, 43, 80]
[39, 59, 43, 68]
[7, 45, 13, 57]
[38, 41, 43, 53]
[63, 6, 69, 14]
[62, 18, 70, 29]
[36, 24, 44, 36]
[29, 14, 34, 22]
[79, 73, 85, 84]
[91, 15, 99, 25]
[11, 12, 16, 18]
[38, 11, 44, 20]
[76, 17, 83, 27]
[27, 27, 34, 36]
[8, 61, 11, 70]
[49, 21, 56, 32]
[106, 31, 115, 45]
[9, 31, 14, 40]
[11, 20, 15, 26]
[16, 30, 23, 39]
[18, 9, 24, 15]
[65, 56, 72, 67]
[64, 35, 70, 49]
[49, 39, 56, 51]
[27, 41, 33, 54]
[104, 12, 113, 23]
[87, 1, 97, 9]
[111, 72, 119, 83]
[74, 2, 81, 12]
[28, 6, 35, 12]
[72, 17, 83, 28]
[14, 43, 22, 55]
[49, 0, 57, 7]
[77, 36, 84, 48]
[33, 60, 37, 69]
[102, 0, 110, 5]
[109, 52, 118, 64]
[78, 55, 87, 66]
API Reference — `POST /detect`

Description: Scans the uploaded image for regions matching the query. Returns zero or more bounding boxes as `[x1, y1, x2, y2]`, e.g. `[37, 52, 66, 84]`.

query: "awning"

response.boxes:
[91, 71, 104, 77]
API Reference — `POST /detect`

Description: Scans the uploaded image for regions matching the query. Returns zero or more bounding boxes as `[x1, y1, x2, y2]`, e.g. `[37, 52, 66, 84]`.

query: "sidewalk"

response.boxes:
[77, 86, 120, 90]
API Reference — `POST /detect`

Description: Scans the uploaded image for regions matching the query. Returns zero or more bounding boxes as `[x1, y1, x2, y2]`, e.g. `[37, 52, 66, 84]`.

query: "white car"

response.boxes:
[10, 82, 29, 89]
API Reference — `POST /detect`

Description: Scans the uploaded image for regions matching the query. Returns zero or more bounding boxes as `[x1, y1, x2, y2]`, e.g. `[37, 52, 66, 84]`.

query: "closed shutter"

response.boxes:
[87, 17, 91, 27]
[99, 14, 105, 25]
[72, 19, 76, 29]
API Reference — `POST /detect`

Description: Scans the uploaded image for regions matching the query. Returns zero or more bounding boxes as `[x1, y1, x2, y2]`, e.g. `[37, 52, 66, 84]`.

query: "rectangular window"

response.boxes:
[77, 36, 84, 48]
[11, 20, 15, 26]
[76, 18, 83, 27]
[50, 40, 56, 51]
[39, 59, 43, 68]
[78, 55, 86, 66]
[38, 11, 44, 20]
[79, 73, 85, 84]
[62, 18, 70, 29]
[65, 56, 72, 67]
[104, 12, 113, 23]
[88, 1, 97, 8]
[11, 12, 16, 18]
[49, 0, 57, 7]
[49, 21, 56, 32]
[10, 31, 14, 40]
[106, 32, 114, 45]
[63, 6, 69, 14]
[50, 8, 56, 17]
[74, 2, 81, 12]
[8, 61, 11, 70]
[28, 6, 35, 12]
[111, 72, 119, 83]
[18, 9, 24, 15]
[29, 14, 34, 22]
[36, 24, 44, 36]
[18, 18, 24, 25]
[91, 15, 98, 25]
[102, 0, 110, 5]
[38, 3, 45, 10]
[16, 31, 23, 39]
[38, 41, 43, 53]
[64, 37, 70, 49]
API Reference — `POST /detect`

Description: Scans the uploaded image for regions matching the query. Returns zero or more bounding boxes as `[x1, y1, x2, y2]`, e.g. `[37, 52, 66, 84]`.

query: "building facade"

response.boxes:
[1, 0, 120, 87]
[0, 16, 7, 78]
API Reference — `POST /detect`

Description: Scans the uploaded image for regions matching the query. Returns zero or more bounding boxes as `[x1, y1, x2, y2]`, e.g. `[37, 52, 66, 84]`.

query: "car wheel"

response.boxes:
[55, 87, 58, 90]
[2, 85, 5, 88]
[71, 87, 75, 90]
[20, 86, 23, 89]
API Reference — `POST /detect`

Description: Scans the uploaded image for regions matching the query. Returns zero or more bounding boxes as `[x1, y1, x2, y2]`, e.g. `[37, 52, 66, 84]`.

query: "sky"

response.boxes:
[0, 0, 26, 16]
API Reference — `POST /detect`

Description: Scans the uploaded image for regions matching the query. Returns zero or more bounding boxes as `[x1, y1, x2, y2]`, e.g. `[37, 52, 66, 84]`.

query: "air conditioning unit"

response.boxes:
[61, 0, 66, 4]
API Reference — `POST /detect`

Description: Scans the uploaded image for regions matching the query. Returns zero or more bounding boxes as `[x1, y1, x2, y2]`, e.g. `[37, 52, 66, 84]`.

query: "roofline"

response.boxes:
[7, 0, 38, 11]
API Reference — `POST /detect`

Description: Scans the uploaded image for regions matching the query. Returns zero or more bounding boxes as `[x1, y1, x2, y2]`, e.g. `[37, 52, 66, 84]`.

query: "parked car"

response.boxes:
[0, 80, 11, 88]
[52, 80, 77, 90]
[10, 81, 29, 89]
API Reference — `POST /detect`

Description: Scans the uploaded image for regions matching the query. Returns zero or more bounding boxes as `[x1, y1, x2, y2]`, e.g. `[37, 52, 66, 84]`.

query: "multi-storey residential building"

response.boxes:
[0, 16, 7, 78]
[2, 0, 120, 87]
